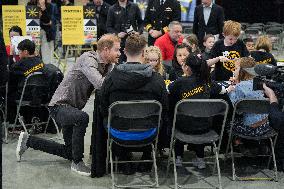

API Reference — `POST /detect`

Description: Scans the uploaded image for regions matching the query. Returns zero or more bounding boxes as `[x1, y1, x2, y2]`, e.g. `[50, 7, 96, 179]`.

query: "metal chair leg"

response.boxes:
[18, 115, 28, 133]
[109, 140, 115, 189]
[172, 147, 178, 189]
[106, 138, 109, 175]
[152, 143, 159, 187]
[213, 142, 222, 189]
[269, 138, 278, 181]
[230, 141, 236, 181]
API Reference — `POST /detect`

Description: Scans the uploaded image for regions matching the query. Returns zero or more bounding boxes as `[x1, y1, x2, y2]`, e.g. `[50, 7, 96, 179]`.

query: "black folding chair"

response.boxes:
[166, 99, 229, 189]
[106, 100, 162, 189]
[265, 27, 283, 50]
[226, 99, 278, 181]
[13, 72, 60, 138]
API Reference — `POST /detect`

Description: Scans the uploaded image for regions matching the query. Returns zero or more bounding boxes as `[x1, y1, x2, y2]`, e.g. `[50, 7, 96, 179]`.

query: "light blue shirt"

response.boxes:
[229, 80, 268, 126]
[203, 3, 213, 25]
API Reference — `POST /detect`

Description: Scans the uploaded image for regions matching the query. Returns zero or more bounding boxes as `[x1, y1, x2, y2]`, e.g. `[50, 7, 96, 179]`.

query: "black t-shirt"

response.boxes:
[250, 50, 277, 66]
[210, 39, 249, 81]
[168, 75, 222, 134]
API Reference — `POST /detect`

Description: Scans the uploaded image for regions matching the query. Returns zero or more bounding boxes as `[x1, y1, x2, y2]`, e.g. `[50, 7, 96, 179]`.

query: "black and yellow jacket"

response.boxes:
[168, 75, 222, 134]
[9, 56, 45, 101]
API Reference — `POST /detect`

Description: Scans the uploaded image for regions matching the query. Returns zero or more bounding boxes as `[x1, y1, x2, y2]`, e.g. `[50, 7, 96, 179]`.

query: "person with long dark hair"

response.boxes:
[168, 54, 233, 169]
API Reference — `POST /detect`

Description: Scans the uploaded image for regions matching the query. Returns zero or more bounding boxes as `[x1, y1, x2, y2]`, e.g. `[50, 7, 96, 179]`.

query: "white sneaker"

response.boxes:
[71, 161, 91, 176]
[16, 132, 29, 162]
[176, 156, 183, 167]
[192, 158, 206, 169]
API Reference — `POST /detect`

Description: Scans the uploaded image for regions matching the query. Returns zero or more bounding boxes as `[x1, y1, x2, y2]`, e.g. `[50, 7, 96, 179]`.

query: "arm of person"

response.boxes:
[227, 84, 244, 105]
[192, 7, 199, 36]
[136, 5, 144, 34]
[154, 40, 166, 61]
[207, 56, 229, 66]
[144, 0, 153, 33]
[217, 7, 225, 38]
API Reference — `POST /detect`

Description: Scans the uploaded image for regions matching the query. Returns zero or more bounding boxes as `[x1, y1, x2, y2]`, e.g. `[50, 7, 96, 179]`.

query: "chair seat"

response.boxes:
[232, 129, 277, 140]
[175, 129, 219, 144]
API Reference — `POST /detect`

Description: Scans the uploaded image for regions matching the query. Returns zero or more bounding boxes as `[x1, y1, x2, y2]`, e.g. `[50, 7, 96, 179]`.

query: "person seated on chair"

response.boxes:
[100, 34, 168, 174]
[250, 35, 277, 66]
[168, 54, 234, 169]
[228, 57, 273, 137]
[7, 39, 46, 123]
[15, 34, 121, 177]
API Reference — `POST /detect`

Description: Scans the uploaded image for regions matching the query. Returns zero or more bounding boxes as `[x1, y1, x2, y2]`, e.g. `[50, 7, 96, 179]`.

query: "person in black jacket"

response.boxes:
[250, 35, 277, 66]
[193, 0, 224, 48]
[8, 39, 46, 123]
[106, 0, 143, 63]
[87, 0, 110, 40]
[100, 34, 168, 174]
[0, 31, 8, 87]
[168, 54, 233, 169]
[144, 0, 181, 46]
[263, 83, 284, 172]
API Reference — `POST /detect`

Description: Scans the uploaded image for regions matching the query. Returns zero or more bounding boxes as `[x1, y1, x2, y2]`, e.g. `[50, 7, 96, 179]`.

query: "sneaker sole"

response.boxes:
[71, 166, 91, 177]
[16, 133, 25, 162]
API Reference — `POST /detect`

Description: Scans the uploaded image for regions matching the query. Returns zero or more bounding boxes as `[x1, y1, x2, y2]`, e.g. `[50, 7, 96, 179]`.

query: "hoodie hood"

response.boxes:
[111, 62, 153, 90]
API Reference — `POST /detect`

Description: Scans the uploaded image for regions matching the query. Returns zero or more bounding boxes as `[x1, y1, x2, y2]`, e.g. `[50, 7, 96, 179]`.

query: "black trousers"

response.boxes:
[27, 105, 89, 163]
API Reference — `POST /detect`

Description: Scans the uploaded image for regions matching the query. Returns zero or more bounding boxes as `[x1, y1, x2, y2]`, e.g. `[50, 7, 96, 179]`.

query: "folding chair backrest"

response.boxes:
[234, 99, 270, 115]
[19, 72, 49, 105]
[108, 100, 162, 132]
[266, 27, 283, 35]
[172, 99, 229, 151]
[175, 99, 229, 118]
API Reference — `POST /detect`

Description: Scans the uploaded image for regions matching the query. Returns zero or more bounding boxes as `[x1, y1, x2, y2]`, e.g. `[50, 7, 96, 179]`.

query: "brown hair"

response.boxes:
[183, 34, 200, 53]
[125, 34, 147, 56]
[238, 57, 256, 81]
[203, 34, 215, 42]
[255, 35, 272, 53]
[223, 20, 241, 37]
[143, 46, 164, 75]
[97, 34, 120, 52]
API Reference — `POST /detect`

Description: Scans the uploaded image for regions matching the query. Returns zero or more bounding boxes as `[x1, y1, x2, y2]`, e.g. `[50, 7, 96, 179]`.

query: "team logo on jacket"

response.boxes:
[222, 51, 240, 72]
[165, 7, 172, 12]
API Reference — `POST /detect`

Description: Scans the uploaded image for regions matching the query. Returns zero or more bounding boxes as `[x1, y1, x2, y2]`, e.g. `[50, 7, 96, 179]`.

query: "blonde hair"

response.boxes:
[238, 57, 256, 81]
[255, 35, 272, 53]
[143, 46, 164, 75]
[97, 34, 120, 52]
[223, 20, 241, 37]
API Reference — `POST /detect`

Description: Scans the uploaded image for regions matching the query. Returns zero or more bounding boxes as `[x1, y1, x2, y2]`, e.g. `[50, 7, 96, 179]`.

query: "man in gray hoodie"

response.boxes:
[16, 34, 121, 176]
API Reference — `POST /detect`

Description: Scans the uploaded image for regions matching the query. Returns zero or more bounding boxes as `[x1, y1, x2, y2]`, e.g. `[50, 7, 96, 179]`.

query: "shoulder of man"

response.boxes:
[77, 51, 100, 68]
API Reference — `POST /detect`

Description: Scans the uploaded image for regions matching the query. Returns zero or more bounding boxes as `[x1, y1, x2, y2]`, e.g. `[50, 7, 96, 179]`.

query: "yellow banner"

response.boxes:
[61, 6, 84, 45]
[2, 5, 26, 45]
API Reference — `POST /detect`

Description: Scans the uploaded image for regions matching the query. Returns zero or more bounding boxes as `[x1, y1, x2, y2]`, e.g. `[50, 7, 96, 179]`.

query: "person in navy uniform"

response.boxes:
[144, 0, 181, 46]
